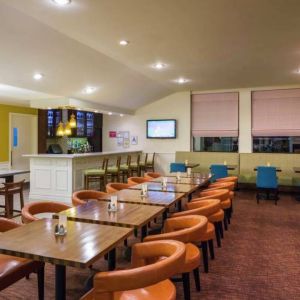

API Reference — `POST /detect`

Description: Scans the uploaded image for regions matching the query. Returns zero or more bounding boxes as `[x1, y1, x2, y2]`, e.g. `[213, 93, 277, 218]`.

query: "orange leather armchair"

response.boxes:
[127, 177, 150, 185]
[144, 172, 161, 179]
[21, 201, 71, 223]
[0, 218, 44, 299]
[170, 200, 219, 273]
[144, 215, 207, 300]
[72, 190, 109, 206]
[80, 240, 186, 300]
[216, 175, 238, 189]
[198, 189, 232, 230]
[106, 182, 131, 193]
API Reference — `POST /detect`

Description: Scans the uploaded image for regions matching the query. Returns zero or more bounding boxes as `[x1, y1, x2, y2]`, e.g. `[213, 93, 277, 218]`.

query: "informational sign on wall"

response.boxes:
[109, 131, 117, 138]
[13, 127, 18, 148]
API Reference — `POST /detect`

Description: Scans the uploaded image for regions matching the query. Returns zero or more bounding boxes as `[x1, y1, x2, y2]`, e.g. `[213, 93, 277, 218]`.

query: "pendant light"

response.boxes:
[56, 122, 65, 137]
[69, 113, 77, 128]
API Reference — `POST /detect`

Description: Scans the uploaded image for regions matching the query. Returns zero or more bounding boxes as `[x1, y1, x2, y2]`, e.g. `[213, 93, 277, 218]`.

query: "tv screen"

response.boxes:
[147, 119, 176, 139]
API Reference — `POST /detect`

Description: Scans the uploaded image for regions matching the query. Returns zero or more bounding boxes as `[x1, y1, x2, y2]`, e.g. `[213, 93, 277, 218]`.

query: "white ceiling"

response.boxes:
[1, 0, 300, 111]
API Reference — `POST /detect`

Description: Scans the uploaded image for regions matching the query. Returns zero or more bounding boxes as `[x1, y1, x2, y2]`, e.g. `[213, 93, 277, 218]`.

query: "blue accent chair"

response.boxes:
[170, 163, 186, 173]
[210, 164, 228, 182]
[256, 166, 279, 205]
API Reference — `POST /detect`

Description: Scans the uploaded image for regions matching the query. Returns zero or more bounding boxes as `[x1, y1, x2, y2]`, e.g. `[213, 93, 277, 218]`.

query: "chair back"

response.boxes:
[208, 181, 235, 191]
[143, 153, 148, 165]
[198, 188, 230, 202]
[72, 190, 109, 206]
[126, 155, 131, 167]
[0, 217, 20, 232]
[210, 164, 228, 181]
[91, 240, 185, 300]
[22, 201, 71, 223]
[256, 166, 278, 189]
[170, 162, 186, 173]
[1, 180, 25, 194]
[127, 177, 149, 185]
[102, 158, 109, 173]
[144, 172, 161, 179]
[145, 215, 208, 244]
[106, 183, 131, 193]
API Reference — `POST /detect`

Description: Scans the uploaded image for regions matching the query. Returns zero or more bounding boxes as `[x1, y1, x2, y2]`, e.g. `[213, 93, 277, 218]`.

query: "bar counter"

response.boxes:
[24, 150, 141, 203]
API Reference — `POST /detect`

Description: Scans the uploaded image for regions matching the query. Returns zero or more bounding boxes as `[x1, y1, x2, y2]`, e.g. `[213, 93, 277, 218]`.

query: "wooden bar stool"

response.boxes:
[138, 153, 148, 176]
[107, 156, 121, 182]
[84, 158, 108, 191]
[145, 152, 156, 172]
[0, 179, 25, 218]
[130, 154, 140, 176]
[120, 155, 131, 182]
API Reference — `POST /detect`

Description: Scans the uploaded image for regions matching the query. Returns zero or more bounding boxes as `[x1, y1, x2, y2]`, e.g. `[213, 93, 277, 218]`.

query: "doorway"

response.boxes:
[9, 113, 37, 181]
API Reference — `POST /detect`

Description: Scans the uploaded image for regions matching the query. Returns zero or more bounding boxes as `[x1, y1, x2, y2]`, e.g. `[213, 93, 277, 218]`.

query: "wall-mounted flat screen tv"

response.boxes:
[146, 119, 177, 139]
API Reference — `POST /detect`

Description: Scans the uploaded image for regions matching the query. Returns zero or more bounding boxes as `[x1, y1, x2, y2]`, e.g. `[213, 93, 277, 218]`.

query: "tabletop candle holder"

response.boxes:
[184, 159, 188, 166]
[141, 183, 148, 197]
[55, 214, 67, 236]
[187, 167, 192, 177]
[267, 162, 271, 167]
[224, 160, 227, 165]
[108, 195, 118, 212]
[162, 177, 168, 190]
[176, 171, 181, 181]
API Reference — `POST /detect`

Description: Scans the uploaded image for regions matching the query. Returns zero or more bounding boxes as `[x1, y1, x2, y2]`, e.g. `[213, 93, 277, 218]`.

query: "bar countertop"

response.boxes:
[23, 149, 142, 159]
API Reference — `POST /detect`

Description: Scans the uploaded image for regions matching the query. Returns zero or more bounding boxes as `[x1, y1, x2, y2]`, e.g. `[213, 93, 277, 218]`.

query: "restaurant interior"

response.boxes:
[0, 1, 300, 299]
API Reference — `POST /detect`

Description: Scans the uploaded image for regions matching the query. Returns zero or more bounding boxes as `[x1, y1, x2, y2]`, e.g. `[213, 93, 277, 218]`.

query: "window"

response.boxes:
[192, 92, 239, 152]
[252, 89, 300, 153]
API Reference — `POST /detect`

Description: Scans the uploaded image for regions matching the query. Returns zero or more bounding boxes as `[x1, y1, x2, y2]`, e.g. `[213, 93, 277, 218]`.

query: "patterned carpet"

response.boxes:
[1, 189, 300, 300]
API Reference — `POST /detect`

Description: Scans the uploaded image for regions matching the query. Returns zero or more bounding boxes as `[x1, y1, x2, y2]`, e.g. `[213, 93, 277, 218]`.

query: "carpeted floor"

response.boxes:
[1, 189, 300, 299]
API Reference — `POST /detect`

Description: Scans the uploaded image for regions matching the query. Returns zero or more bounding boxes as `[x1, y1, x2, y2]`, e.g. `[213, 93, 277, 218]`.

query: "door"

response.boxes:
[10, 113, 37, 181]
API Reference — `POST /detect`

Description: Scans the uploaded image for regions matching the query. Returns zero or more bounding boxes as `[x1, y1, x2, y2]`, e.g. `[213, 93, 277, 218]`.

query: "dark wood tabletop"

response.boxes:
[55, 200, 164, 229]
[185, 163, 200, 169]
[128, 181, 199, 194]
[0, 218, 132, 268]
[293, 167, 300, 173]
[98, 189, 185, 208]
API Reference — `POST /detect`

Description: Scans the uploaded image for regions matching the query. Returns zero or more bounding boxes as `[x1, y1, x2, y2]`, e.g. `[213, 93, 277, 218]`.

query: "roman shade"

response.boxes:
[192, 92, 239, 137]
[252, 89, 300, 136]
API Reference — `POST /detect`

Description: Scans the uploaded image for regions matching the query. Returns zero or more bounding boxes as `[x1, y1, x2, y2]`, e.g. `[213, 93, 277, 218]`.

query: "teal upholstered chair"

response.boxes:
[256, 166, 279, 205]
[210, 164, 228, 182]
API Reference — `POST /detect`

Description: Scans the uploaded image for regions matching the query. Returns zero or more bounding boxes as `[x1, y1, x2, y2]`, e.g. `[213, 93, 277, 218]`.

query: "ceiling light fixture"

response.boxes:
[52, 0, 71, 6]
[119, 40, 129, 46]
[108, 112, 112, 115]
[82, 86, 96, 94]
[152, 62, 166, 70]
[120, 114, 124, 117]
[33, 73, 44, 80]
[175, 77, 189, 84]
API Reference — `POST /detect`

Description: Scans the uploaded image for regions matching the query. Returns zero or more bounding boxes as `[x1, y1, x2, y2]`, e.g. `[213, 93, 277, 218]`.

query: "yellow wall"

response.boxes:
[0, 104, 37, 162]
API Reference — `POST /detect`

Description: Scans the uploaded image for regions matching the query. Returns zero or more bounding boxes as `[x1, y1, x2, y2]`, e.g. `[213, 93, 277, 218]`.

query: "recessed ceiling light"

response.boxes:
[94, 110, 98, 113]
[52, 0, 71, 6]
[120, 114, 124, 117]
[296, 68, 300, 74]
[47, 107, 52, 110]
[108, 112, 112, 115]
[175, 77, 189, 84]
[152, 62, 166, 70]
[33, 73, 43, 80]
[82, 86, 97, 94]
[119, 40, 129, 46]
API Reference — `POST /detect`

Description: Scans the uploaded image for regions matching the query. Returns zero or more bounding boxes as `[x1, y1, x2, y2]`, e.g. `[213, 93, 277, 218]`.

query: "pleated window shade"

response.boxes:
[252, 89, 300, 136]
[192, 92, 239, 137]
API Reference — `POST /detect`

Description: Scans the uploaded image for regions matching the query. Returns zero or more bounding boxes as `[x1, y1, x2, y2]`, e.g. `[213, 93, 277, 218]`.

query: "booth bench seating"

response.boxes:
[176, 151, 300, 188]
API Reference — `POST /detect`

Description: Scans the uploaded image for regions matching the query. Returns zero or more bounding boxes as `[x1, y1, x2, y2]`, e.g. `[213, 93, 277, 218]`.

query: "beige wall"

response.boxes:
[103, 84, 300, 174]
[102, 91, 191, 173]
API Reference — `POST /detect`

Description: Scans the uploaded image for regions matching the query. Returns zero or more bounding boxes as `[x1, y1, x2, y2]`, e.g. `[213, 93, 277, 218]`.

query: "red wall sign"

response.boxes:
[109, 131, 117, 138]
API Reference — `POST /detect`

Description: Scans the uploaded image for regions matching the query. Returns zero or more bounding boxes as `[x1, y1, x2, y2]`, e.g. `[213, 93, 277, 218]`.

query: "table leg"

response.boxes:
[108, 248, 116, 271]
[141, 225, 147, 241]
[55, 264, 66, 300]
[5, 176, 14, 217]
[188, 193, 192, 202]
[177, 199, 182, 211]
[162, 210, 168, 221]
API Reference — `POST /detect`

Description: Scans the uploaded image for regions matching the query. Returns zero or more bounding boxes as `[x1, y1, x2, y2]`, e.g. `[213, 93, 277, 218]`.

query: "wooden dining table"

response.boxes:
[0, 218, 132, 300]
[55, 200, 164, 240]
[149, 176, 210, 186]
[128, 181, 200, 203]
[98, 189, 185, 218]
